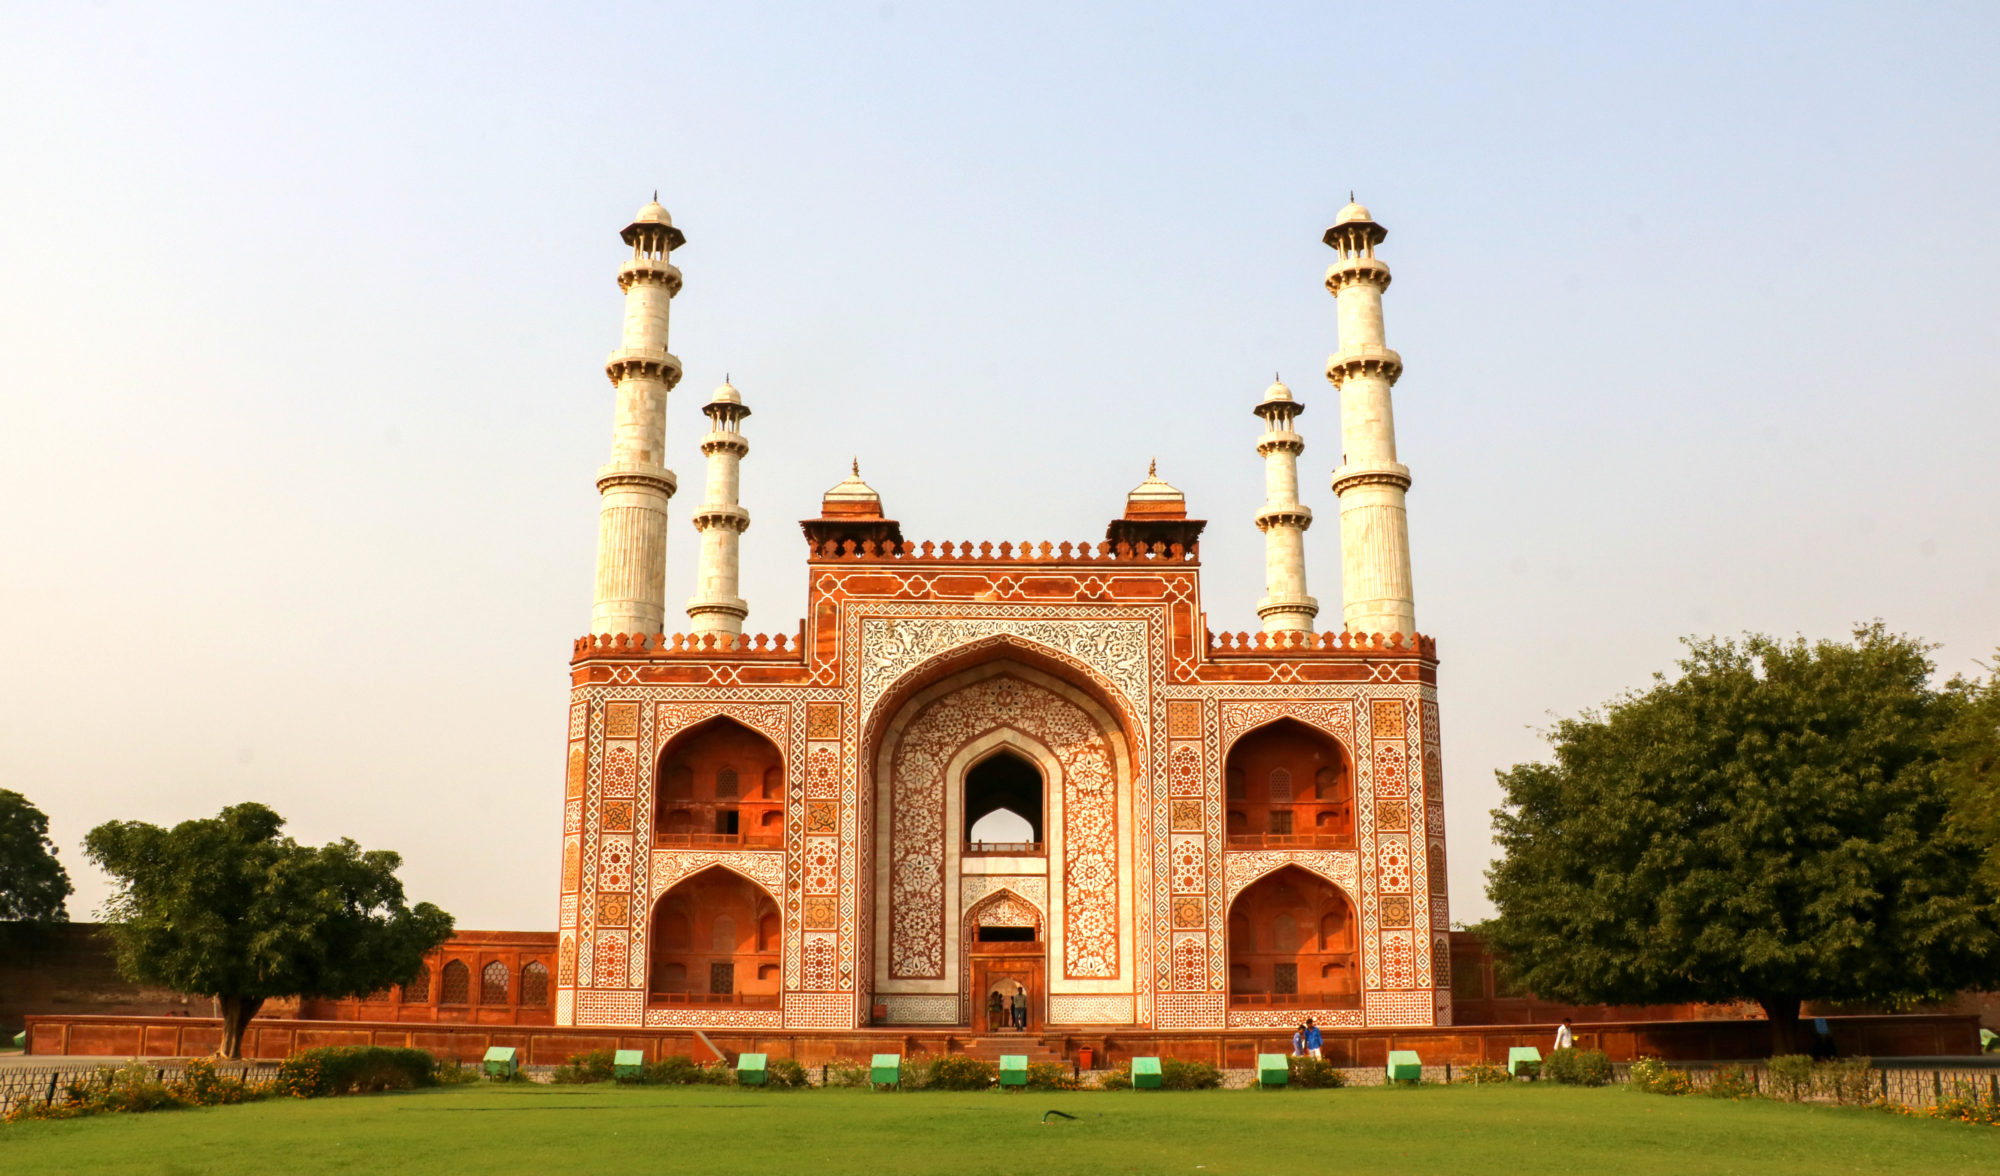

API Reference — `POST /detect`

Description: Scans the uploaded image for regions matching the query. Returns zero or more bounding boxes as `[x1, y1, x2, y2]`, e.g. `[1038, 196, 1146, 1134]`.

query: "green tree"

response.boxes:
[1483, 624, 2000, 1050]
[1939, 653, 2000, 892]
[0, 788, 72, 926]
[85, 803, 452, 1058]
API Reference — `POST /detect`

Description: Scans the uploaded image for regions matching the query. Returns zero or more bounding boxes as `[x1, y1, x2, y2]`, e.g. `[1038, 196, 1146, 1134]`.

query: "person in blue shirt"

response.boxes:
[1291, 1023, 1306, 1056]
[1302, 1018, 1323, 1060]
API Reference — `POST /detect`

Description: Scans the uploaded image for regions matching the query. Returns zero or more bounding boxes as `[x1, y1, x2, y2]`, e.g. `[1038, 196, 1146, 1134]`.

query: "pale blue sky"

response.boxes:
[3, 3, 1995, 928]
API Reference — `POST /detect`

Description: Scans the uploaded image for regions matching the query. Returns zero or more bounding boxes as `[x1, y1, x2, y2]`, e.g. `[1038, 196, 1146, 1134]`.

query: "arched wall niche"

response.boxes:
[654, 715, 785, 848]
[1222, 717, 1354, 849]
[1225, 865, 1359, 1010]
[645, 864, 782, 1008]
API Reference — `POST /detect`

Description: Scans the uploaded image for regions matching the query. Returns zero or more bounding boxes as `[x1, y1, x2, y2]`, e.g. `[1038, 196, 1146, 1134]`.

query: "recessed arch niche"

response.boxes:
[655, 716, 784, 847]
[646, 866, 781, 1007]
[1223, 718, 1353, 847]
[1226, 865, 1358, 1009]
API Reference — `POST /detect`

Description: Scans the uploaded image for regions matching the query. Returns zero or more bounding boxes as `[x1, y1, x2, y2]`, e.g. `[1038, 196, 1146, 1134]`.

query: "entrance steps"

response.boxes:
[946, 1035, 1065, 1065]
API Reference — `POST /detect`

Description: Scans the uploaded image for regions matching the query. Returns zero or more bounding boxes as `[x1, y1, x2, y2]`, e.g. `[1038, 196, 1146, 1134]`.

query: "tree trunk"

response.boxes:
[216, 995, 266, 1060]
[1758, 995, 1802, 1057]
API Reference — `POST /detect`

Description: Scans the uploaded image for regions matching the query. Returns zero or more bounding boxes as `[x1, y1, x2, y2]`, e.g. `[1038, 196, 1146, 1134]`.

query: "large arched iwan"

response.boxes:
[1226, 865, 1359, 1010]
[646, 866, 782, 1007]
[656, 716, 785, 848]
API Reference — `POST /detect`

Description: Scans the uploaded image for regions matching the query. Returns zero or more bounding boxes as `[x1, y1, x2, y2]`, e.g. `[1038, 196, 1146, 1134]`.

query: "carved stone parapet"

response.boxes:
[605, 347, 684, 389]
[1324, 256, 1392, 294]
[1256, 431, 1304, 456]
[690, 504, 751, 532]
[616, 257, 684, 295]
[1254, 505, 1314, 531]
[1324, 345, 1403, 387]
[699, 432, 749, 457]
[595, 460, 678, 498]
[1330, 461, 1412, 495]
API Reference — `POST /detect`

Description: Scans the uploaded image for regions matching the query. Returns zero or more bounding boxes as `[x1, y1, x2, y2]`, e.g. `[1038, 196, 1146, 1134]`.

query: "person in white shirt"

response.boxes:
[1554, 1018, 1575, 1051]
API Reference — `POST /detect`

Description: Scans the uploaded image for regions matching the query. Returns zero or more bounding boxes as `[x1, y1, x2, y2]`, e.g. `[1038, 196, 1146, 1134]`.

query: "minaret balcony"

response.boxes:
[617, 256, 683, 294]
[605, 347, 684, 388]
[1324, 345, 1403, 387]
[1329, 461, 1411, 496]
[1254, 505, 1313, 531]
[1324, 255, 1392, 294]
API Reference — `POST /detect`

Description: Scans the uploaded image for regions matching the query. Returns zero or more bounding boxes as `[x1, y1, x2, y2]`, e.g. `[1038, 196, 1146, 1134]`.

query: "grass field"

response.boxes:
[4, 1082, 1998, 1176]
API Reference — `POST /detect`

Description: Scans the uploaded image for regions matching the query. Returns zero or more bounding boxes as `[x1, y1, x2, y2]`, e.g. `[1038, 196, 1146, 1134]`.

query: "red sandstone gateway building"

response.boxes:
[555, 196, 1448, 1036]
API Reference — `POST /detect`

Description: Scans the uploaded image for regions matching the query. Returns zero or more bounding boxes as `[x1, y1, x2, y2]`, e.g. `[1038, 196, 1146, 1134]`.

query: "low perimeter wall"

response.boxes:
[23, 1012, 1979, 1066]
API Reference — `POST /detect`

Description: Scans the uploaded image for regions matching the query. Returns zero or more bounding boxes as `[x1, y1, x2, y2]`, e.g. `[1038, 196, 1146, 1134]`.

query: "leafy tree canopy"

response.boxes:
[85, 803, 452, 1057]
[1483, 624, 2000, 1044]
[1939, 652, 2000, 892]
[0, 788, 73, 925]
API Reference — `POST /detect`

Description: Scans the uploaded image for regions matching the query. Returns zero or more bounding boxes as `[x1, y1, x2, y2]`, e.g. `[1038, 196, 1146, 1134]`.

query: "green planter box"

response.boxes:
[870, 1053, 901, 1087]
[737, 1052, 769, 1086]
[1132, 1057, 1162, 1089]
[482, 1046, 518, 1078]
[1507, 1046, 1542, 1078]
[1386, 1050, 1421, 1084]
[999, 1055, 1028, 1087]
[1257, 1053, 1289, 1087]
[613, 1049, 645, 1079]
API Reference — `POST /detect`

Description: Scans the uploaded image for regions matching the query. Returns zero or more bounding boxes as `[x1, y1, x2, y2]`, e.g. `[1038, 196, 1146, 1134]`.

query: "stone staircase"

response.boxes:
[947, 1035, 1066, 1065]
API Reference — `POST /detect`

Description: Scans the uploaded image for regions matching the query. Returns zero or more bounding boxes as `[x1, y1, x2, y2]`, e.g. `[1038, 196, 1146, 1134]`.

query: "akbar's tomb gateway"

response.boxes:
[555, 196, 1447, 1036]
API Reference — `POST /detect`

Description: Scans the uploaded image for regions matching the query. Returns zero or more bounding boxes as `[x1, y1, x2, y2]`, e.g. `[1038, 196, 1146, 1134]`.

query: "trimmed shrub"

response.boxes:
[764, 1058, 810, 1089]
[1766, 1054, 1814, 1102]
[926, 1055, 998, 1091]
[1930, 1085, 2000, 1126]
[1158, 1059, 1223, 1090]
[551, 1049, 616, 1085]
[1705, 1064, 1759, 1100]
[1286, 1056, 1349, 1089]
[1024, 1061, 1081, 1091]
[1816, 1057, 1875, 1105]
[644, 1055, 705, 1085]
[168, 1059, 257, 1106]
[1543, 1047, 1613, 1087]
[825, 1058, 871, 1088]
[1455, 1062, 1512, 1086]
[1095, 1067, 1133, 1090]
[273, 1046, 439, 1099]
[1629, 1056, 1695, 1096]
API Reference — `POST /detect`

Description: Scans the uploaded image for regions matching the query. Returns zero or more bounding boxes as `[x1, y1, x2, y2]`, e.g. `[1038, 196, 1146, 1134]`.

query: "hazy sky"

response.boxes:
[3, 3, 1995, 930]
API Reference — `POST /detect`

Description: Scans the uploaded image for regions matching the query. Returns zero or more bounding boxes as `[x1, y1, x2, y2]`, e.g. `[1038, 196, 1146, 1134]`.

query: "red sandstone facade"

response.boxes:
[554, 479, 1450, 1035]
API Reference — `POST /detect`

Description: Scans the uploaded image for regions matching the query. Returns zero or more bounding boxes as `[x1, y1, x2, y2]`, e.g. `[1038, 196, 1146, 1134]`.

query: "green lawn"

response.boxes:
[4, 1082, 1997, 1176]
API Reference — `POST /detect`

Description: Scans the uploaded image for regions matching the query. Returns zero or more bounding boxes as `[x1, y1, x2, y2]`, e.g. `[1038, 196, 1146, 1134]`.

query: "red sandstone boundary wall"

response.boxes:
[25, 1013, 1978, 1067]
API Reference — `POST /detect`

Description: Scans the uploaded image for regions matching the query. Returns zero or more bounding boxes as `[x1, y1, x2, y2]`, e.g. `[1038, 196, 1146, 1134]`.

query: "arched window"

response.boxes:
[711, 915, 736, 953]
[1428, 844, 1447, 893]
[1268, 767, 1292, 802]
[1223, 719, 1351, 845]
[480, 961, 509, 1004]
[716, 766, 739, 798]
[520, 961, 550, 1007]
[404, 963, 431, 1002]
[439, 960, 471, 1005]
[964, 751, 1043, 844]
[757, 964, 780, 982]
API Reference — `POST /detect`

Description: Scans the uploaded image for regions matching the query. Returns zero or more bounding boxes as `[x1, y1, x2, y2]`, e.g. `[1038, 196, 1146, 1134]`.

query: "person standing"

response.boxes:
[1292, 1023, 1306, 1057]
[1010, 983, 1027, 1031]
[1303, 1018, 1323, 1060]
[987, 988, 1005, 1032]
[1554, 1018, 1575, 1051]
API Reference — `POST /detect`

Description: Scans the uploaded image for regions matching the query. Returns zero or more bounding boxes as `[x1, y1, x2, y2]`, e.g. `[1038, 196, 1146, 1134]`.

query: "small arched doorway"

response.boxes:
[1227, 866, 1359, 1011]
[961, 890, 1044, 1034]
[647, 867, 781, 1009]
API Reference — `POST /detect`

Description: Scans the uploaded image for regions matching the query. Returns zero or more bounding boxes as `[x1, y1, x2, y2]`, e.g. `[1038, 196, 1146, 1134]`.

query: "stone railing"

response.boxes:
[807, 538, 1198, 564]
[1207, 629, 1436, 658]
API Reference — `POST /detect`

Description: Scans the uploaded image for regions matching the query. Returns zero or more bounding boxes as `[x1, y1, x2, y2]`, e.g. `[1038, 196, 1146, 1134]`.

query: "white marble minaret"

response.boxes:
[1253, 377, 1318, 633]
[686, 379, 751, 635]
[1324, 200, 1417, 637]
[591, 197, 684, 637]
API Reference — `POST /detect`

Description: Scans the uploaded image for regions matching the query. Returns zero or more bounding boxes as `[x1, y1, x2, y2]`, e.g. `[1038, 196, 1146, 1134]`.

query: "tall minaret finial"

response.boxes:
[1323, 198, 1416, 637]
[1148, 457, 1157, 478]
[590, 195, 687, 637]
[1252, 376, 1318, 633]
[852, 457, 860, 477]
[687, 377, 752, 636]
